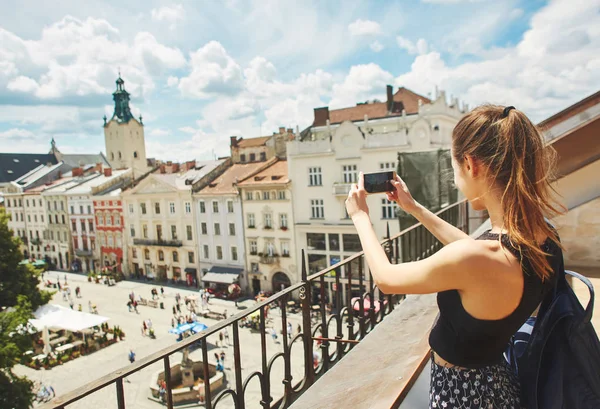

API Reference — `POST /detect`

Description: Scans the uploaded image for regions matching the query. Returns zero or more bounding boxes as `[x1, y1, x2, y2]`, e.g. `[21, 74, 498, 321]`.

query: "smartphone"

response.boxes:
[363, 171, 396, 194]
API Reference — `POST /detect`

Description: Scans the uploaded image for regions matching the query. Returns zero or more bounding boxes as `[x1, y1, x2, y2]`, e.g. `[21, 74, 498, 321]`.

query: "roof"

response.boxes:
[237, 159, 288, 187]
[202, 271, 240, 284]
[197, 161, 268, 195]
[41, 175, 98, 194]
[236, 136, 271, 148]
[61, 153, 110, 168]
[538, 90, 600, 129]
[316, 87, 430, 126]
[154, 159, 227, 190]
[23, 177, 75, 194]
[0, 153, 57, 184]
[13, 162, 66, 189]
[65, 169, 131, 195]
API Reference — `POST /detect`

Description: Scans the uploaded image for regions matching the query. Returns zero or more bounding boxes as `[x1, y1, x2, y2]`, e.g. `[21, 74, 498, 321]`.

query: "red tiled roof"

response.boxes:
[237, 159, 288, 186]
[316, 87, 430, 126]
[237, 136, 271, 148]
[197, 162, 268, 195]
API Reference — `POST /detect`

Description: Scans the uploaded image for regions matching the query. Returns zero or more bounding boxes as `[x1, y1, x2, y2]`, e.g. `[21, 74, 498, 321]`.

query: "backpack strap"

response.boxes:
[565, 270, 595, 324]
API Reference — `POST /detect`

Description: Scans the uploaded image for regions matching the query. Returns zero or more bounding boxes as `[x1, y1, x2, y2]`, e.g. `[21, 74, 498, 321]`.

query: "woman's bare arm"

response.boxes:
[409, 202, 472, 246]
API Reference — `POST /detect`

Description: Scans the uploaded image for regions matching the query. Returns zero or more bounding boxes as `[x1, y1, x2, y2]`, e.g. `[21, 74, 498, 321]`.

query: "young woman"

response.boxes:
[345, 105, 565, 408]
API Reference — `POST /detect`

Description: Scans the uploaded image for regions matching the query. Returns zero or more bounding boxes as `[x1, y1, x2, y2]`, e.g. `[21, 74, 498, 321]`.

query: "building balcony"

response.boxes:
[332, 182, 353, 196]
[31, 238, 42, 246]
[259, 253, 279, 264]
[133, 238, 183, 247]
[75, 249, 93, 257]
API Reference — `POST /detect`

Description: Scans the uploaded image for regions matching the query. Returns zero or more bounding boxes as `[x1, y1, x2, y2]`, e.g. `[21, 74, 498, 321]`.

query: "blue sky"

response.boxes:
[0, 0, 598, 161]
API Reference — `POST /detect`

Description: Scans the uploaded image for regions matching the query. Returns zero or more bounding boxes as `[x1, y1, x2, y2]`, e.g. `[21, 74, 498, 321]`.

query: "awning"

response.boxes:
[208, 266, 244, 275]
[29, 304, 109, 332]
[168, 321, 207, 335]
[184, 267, 197, 274]
[202, 271, 239, 284]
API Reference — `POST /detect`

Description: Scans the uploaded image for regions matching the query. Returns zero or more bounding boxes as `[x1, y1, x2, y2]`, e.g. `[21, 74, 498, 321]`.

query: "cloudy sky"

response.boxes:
[0, 0, 598, 161]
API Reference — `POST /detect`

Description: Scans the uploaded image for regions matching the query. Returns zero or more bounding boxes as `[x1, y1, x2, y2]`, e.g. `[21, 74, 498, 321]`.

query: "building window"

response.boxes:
[132, 248, 137, 258]
[251, 262, 259, 272]
[260, 152, 266, 161]
[307, 233, 326, 250]
[79, 205, 83, 214]
[247, 213, 255, 228]
[106, 214, 112, 225]
[229, 223, 235, 236]
[87, 205, 91, 214]
[212, 201, 219, 213]
[61, 215, 65, 224]
[342, 164, 358, 183]
[309, 167, 322, 186]
[144, 249, 150, 260]
[281, 241, 290, 256]
[129, 204, 134, 214]
[311, 199, 324, 219]
[108, 235, 114, 247]
[185, 202, 191, 214]
[158, 250, 164, 261]
[231, 246, 238, 261]
[264, 213, 272, 229]
[169, 202, 175, 214]
[143, 224, 148, 238]
[278, 190, 286, 200]
[201, 222, 207, 235]
[27, 215, 31, 223]
[134, 151, 138, 158]
[249, 240, 257, 254]
[130, 224, 135, 237]
[172, 251, 179, 262]
[118, 151, 122, 159]
[81, 220, 86, 232]
[380, 162, 396, 170]
[203, 245, 209, 259]
[115, 215, 120, 225]
[27, 199, 30, 207]
[381, 198, 396, 219]
[188, 252, 194, 263]
[240, 154, 246, 163]
[171, 225, 177, 240]
[70, 206, 74, 214]
[156, 224, 163, 240]
[34, 215, 37, 222]
[262, 191, 269, 200]
[227, 200, 234, 213]
[155, 202, 160, 214]
[214, 223, 221, 236]
[89, 220, 94, 232]
[186, 225, 193, 241]
[246, 192, 252, 200]
[216, 246, 223, 260]
[250, 153, 256, 162]
[343, 234, 362, 252]
[140, 203, 147, 214]
[279, 213, 288, 228]
[199, 201, 205, 213]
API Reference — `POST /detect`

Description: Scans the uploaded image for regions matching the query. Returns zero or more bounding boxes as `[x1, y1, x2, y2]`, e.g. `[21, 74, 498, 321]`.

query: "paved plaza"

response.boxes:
[15, 271, 331, 409]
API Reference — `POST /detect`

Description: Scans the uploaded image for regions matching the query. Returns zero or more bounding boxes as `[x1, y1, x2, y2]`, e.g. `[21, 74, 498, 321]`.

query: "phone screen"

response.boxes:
[363, 171, 394, 194]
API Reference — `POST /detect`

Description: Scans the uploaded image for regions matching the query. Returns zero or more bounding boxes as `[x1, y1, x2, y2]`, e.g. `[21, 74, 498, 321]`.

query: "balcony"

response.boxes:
[332, 182, 352, 196]
[133, 238, 183, 247]
[259, 253, 279, 264]
[31, 238, 42, 246]
[75, 249, 93, 257]
[38, 200, 469, 409]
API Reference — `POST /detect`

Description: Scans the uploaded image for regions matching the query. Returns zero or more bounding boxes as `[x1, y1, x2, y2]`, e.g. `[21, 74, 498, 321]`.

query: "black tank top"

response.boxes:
[428, 229, 561, 368]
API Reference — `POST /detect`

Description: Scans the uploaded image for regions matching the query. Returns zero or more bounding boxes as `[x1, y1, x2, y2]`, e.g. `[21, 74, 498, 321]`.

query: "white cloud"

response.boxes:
[348, 19, 382, 37]
[329, 63, 394, 109]
[396, 36, 429, 55]
[167, 76, 179, 87]
[370, 41, 384, 52]
[421, 0, 489, 3]
[148, 128, 171, 137]
[178, 41, 244, 99]
[150, 4, 185, 30]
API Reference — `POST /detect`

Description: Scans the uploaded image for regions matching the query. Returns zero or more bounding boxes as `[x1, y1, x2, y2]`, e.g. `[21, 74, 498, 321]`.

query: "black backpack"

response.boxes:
[505, 267, 600, 408]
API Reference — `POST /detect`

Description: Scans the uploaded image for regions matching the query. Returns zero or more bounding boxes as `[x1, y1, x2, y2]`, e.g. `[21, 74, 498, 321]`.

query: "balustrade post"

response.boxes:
[299, 249, 315, 387]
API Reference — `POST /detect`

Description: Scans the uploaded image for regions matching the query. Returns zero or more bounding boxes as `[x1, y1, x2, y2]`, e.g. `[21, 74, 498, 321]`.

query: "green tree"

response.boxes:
[0, 208, 53, 408]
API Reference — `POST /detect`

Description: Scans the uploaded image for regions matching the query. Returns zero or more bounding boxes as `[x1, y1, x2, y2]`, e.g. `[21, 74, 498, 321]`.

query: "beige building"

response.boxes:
[287, 86, 465, 301]
[103, 76, 151, 178]
[122, 159, 229, 285]
[229, 127, 294, 164]
[236, 158, 297, 294]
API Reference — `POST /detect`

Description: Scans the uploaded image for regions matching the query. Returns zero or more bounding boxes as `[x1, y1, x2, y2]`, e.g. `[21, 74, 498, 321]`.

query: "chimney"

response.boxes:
[313, 107, 330, 126]
[230, 136, 238, 147]
[279, 126, 286, 134]
[103, 168, 112, 177]
[95, 162, 102, 172]
[386, 85, 393, 113]
[72, 167, 83, 177]
[286, 128, 293, 134]
[160, 165, 166, 174]
[186, 160, 196, 171]
[172, 163, 180, 173]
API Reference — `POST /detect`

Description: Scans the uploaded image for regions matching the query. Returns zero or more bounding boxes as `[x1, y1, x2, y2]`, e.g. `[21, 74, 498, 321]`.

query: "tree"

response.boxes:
[0, 208, 53, 408]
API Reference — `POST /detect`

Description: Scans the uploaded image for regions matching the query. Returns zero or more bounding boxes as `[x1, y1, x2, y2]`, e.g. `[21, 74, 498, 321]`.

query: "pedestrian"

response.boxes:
[62, 290, 67, 301]
[128, 349, 136, 363]
[133, 300, 139, 314]
[147, 318, 153, 330]
[75, 286, 81, 298]
[224, 328, 230, 346]
[127, 300, 132, 312]
[69, 299, 74, 310]
[219, 331, 224, 347]
[176, 303, 181, 313]
[142, 320, 147, 336]
[270, 327, 278, 343]
[287, 322, 293, 340]
[161, 286, 165, 297]
[57, 281, 62, 291]
[223, 309, 227, 319]
[172, 305, 177, 315]
[78, 304, 82, 312]
[171, 317, 175, 328]
[66, 287, 71, 298]
[220, 351, 226, 368]
[64, 274, 67, 284]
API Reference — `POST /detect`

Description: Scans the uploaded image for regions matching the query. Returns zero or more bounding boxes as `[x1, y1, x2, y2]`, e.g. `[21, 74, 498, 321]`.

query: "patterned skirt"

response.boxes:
[429, 354, 521, 409]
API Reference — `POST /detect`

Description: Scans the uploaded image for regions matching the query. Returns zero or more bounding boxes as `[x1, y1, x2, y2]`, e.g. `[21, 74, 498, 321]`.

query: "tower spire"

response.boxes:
[112, 74, 132, 122]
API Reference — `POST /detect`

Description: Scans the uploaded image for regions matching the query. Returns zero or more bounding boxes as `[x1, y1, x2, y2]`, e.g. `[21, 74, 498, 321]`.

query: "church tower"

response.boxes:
[103, 75, 150, 178]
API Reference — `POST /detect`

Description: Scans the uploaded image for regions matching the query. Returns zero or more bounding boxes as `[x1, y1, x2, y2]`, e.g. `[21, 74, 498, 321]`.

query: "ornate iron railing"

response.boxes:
[40, 200, 468, 409]
[133, 238, 183, 247]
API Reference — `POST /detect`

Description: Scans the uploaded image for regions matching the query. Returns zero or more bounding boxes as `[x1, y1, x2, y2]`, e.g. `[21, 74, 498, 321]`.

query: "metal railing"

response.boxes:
[40, 200, 468, 409]
[133, 238, 183, 247]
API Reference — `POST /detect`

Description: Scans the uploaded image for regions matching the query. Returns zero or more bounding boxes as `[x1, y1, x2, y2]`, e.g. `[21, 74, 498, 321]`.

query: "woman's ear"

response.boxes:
[464, 155, 479, 178]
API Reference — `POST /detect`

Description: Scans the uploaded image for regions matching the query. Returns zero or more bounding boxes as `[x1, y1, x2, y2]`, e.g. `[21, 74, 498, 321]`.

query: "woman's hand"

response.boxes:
[346, 172, 369, 219]
[386, 174, 418, 214]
